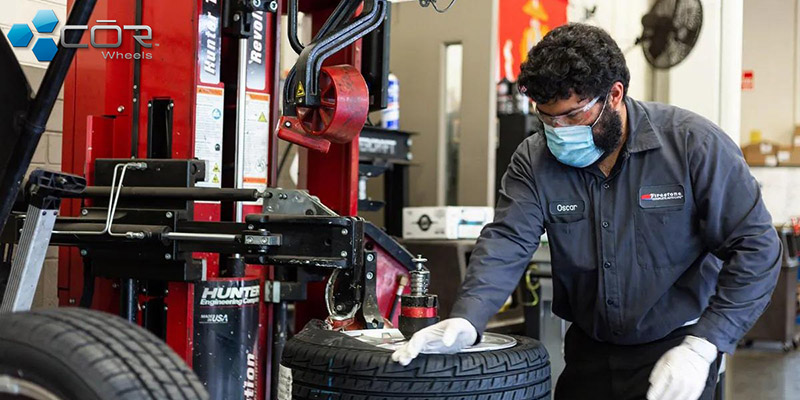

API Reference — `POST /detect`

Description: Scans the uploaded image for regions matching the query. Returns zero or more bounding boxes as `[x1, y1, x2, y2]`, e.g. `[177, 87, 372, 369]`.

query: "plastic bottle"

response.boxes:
[382, 73, 400, 130]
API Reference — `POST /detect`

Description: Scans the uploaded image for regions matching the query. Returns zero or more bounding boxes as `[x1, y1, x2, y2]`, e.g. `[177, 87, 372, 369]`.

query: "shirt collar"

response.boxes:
[625, 97, 661, 153]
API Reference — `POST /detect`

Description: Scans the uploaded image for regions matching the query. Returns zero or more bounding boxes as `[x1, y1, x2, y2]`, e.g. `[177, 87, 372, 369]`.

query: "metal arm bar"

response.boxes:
[66, 187, 262, 201]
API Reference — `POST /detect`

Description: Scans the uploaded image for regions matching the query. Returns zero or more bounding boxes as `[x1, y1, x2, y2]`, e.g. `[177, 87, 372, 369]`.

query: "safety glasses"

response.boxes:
[534, 96, 602, 127]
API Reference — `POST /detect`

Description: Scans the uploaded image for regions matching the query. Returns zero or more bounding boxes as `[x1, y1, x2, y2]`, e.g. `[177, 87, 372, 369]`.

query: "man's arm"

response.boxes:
[687, 126, 782, 354]
[449, 139, 546, 336]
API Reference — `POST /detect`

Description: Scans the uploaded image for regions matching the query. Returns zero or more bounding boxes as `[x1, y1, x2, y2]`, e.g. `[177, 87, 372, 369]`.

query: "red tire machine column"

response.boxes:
[62, 0, 279, 398]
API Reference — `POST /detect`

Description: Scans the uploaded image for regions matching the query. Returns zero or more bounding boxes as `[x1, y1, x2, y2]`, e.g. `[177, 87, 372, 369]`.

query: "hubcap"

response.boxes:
[0, 375, 63, 400]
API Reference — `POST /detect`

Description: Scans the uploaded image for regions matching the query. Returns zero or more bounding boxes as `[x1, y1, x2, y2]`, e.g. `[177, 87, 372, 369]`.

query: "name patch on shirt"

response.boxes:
[549, 200, 585, 215]
[639, 185, 685, 209]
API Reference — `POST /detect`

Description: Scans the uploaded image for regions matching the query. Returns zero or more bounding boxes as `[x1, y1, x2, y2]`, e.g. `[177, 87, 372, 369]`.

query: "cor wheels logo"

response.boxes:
[6, 10, 60, 62]
[5, 9, 156, 63]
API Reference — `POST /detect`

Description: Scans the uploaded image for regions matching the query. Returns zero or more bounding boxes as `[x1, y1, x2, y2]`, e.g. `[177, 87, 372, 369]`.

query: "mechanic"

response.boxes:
[392, 23, 782, 400]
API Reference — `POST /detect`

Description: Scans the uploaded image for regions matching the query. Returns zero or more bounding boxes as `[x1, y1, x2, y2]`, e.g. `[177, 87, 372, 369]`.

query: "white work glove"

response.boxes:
[391, 318, 478, 366]
[647, 335, 718, 400]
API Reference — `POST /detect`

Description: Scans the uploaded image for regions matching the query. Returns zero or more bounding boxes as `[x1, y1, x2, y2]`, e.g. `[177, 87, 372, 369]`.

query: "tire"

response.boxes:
[0, 307, 208, 400]
[280, 322, 551, 400]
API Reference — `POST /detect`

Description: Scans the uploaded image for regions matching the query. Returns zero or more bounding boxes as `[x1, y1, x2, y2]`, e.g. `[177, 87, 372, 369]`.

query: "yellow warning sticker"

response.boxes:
[244, 92, 271, 205]
[296, 82, 306, 98]
[194, 86, 224, 190]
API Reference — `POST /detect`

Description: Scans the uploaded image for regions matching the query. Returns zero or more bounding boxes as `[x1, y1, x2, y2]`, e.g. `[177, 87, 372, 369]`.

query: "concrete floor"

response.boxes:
[727, 347, 800, 400]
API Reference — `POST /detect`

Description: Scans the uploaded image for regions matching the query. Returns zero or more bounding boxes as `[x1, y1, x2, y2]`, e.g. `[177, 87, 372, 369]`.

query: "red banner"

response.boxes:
[498, 0, 569, 81]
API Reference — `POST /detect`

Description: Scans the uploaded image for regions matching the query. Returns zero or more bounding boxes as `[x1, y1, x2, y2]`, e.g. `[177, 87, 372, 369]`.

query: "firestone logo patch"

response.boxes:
[641, 192, 684, 201]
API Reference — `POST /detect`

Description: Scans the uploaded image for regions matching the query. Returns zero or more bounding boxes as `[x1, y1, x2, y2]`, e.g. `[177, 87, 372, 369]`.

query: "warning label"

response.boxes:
[243, 93, 270, 204]
[195, 86, 224, 189]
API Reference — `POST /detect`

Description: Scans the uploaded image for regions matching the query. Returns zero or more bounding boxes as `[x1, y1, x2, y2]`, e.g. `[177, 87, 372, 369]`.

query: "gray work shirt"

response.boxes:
[450, 97, 782, 353]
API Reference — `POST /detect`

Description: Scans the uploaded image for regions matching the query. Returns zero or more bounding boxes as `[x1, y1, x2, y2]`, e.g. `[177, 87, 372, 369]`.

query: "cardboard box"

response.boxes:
[403, 207, 494, 240]
[777, 146, 800, 166]
[749, 167, 800, 224]
[742, 141, 779, 167]
[793, 126, 800, 147]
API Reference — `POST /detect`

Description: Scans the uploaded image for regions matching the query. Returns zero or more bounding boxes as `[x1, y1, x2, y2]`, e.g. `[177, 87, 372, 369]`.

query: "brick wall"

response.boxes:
[3, 1, 68, 308]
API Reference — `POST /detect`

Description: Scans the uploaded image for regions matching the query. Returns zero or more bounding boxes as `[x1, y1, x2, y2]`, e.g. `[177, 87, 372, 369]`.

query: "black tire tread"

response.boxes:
[0, 308, 207, 400]
[282, 332, 551, 400]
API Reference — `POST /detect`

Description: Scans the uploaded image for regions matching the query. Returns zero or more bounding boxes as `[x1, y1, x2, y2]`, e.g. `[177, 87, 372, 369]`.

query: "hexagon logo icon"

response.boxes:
[7, 24, 33, 47]
[32, 38, 58, 62]
[32, 10, 59, 34]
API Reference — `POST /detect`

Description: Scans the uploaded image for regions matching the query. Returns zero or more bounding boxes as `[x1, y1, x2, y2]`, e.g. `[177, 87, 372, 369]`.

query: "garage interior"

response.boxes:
[1, 0, 800, 399]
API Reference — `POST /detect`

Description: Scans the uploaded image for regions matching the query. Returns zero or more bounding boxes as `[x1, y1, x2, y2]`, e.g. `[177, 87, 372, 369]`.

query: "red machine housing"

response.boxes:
[277, 65, 369, 153]
[62, 0, 277, 396]
[61, 0, 410, 396]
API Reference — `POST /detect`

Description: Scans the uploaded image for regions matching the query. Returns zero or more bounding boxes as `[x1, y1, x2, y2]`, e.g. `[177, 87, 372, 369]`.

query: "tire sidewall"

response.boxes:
[0, 338, 101, 400]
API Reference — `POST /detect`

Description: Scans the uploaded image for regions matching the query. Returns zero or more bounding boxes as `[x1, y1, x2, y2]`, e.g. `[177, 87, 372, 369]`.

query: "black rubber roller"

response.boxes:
[398, 294, 439, 339]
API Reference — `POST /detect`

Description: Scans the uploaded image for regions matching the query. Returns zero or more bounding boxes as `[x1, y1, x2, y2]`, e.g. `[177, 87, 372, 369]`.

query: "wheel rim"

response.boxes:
[0, 375, 63, 400]
[343, 328, 518, 353]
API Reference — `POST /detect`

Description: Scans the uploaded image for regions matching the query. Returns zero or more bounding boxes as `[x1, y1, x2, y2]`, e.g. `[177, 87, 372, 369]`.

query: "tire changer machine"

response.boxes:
[0, 0, 448, 398]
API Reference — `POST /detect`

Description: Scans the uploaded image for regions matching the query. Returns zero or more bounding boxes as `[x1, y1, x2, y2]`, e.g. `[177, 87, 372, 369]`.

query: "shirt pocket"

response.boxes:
[545, 216, 595, 271]
[634, 207, 687, 269]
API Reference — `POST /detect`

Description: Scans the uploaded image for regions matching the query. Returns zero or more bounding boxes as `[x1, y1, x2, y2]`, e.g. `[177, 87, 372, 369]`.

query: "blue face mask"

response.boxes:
[543, 100, 607, 168]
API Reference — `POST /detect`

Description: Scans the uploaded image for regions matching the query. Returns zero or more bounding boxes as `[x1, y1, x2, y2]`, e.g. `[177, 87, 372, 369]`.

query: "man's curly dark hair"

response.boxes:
[518, 23, 630, 104]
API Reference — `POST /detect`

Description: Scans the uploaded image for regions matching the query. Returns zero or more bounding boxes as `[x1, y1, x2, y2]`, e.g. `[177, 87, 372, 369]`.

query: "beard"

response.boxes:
[591, 106, 623, 153]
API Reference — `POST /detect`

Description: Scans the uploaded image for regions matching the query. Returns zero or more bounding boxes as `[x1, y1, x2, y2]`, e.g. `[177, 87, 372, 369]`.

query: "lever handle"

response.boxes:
[276, 116, 332, 153]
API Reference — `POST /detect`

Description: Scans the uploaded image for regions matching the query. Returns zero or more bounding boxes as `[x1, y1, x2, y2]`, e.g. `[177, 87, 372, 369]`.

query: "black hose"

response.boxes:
[287, 0, 304, 54]
[431, 0, 458, 13]
[283, 0, 363, 111]
[321, 0, 364, 36]
[303, 1, 385, 99]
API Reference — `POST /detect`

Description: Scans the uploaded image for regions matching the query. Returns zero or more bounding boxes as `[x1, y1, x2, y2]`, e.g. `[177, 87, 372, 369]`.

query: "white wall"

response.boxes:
[797, 0, 800, 128]
[389, 1, 499, 207]
[667, 0, 721, 125]
[796, 1, 800, 128]
[719, 0, 743, 145]
[1, 0, 67, 308]
[741, 0, 798, 145]
[628, 0, 744, 146]
[569, 0, 653, 101]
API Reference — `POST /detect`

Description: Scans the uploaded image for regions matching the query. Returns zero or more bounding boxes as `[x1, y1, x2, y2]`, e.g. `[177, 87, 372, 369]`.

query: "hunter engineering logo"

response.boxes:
[5, 10, 156, 62]
[200, 285, 260, 306]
